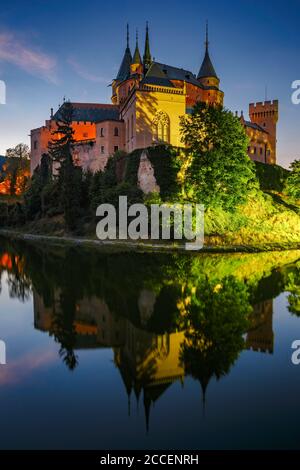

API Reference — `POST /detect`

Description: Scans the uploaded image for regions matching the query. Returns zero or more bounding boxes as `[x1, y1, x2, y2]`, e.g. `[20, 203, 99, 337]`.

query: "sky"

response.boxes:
[0, 0, 299, 168]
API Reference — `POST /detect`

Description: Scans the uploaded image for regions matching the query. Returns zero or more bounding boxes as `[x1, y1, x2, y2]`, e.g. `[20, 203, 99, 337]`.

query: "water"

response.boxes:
[0, 239, 299, 450]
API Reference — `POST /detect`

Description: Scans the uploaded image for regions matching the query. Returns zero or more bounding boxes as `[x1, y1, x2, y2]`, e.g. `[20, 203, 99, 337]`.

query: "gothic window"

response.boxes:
[152, 110, 170, 143]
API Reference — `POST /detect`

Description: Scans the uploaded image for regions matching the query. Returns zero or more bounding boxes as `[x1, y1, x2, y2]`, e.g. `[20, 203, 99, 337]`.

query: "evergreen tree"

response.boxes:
[180, 102, 258, 210]
[49, 102, 82, 231]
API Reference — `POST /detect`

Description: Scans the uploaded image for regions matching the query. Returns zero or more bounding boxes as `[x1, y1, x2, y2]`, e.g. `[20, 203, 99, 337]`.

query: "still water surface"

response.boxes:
[0, 239, 299, 449]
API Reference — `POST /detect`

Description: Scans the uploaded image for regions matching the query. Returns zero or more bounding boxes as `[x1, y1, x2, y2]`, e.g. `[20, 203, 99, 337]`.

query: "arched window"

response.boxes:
[152, 111, 170, 143]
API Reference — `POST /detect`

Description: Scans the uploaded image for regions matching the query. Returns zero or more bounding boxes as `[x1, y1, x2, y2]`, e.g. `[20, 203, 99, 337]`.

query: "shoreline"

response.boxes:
[1, 229, 300, 254]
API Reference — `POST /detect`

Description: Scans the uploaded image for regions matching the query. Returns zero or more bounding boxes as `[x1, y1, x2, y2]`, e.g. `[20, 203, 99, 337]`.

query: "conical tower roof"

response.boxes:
[197, 22, 218, 79]
[116, 24, 132, 81]
[132, 29, 142, 64]
[143, 21, 152, 69]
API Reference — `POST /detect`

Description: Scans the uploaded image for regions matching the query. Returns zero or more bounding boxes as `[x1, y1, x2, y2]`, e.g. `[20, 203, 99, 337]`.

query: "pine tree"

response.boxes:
[49, 102, 82, 231]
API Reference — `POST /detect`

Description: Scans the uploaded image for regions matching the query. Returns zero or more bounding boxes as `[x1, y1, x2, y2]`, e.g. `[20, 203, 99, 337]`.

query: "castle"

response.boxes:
[30, 23, 279, 174]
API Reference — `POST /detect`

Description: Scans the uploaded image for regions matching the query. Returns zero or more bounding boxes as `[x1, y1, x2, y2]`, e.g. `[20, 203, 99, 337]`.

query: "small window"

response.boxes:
[114, 127, 119, 137]
[114, 146, 119, 153]
[260, 147, 263, 155]
[263, 123, 266, 127]
[33, 140, 38, 150]
[101, 146, 105, 154]
[100, 128, 104, 137]
[83, 132, 88, 138]
[253, 147, 256, 154]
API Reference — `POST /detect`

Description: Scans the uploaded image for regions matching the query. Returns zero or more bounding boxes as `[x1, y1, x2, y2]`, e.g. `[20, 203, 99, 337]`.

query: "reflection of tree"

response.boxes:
[48, 250, 82, 370]
[6, 272, 31, 302]
[179, 276, 251, 406]
[285, 270, 300, 317]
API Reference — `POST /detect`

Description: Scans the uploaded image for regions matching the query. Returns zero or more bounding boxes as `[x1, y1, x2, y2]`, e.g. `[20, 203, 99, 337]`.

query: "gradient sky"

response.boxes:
[0, 0, 299, 167]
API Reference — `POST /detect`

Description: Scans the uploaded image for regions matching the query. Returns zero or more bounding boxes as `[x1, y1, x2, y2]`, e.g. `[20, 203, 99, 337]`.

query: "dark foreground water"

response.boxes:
[0, 239, 299, 450]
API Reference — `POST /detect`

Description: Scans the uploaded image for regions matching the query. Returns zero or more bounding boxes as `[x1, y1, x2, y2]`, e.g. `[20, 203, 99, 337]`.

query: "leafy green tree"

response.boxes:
[285, 159, 300, 200]
[49, 102, 82, 231]
[180, 102, 257, 210]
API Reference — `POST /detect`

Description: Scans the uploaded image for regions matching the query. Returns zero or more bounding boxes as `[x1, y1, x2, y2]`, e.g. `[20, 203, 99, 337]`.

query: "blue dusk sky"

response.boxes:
[0, 0, 299, 167]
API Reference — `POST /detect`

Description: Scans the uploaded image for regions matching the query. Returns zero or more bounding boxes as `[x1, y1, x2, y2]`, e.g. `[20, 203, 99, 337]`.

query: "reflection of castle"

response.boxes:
[246, 300, 274, 354]
[33, 289, 274, 429]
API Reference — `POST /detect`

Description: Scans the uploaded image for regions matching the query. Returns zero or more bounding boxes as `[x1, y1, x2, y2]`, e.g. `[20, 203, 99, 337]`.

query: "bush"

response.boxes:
[255, 161, 289, 192]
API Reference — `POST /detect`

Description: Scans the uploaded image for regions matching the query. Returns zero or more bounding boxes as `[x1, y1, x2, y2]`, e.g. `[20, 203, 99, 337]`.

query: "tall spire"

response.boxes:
[132, 28, 142, 65]
[197, 22, 218, 80]
[205, 20, 209, 51]
[116, 23, 132, 81]
[143, 21, 152, 71]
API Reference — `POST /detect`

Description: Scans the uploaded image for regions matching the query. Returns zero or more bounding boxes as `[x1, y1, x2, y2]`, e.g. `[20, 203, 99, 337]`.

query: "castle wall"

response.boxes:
[134, 86, 186, 149]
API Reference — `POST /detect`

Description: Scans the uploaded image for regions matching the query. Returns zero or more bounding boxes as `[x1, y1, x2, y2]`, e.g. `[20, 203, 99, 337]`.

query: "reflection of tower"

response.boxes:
[114, 322, 185, 432]
[246, 299, 274, 353]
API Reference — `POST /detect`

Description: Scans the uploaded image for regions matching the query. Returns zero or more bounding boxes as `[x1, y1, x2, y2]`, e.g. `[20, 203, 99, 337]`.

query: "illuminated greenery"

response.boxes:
[180, 102, 258, 210]
[285, 159, 300, 200]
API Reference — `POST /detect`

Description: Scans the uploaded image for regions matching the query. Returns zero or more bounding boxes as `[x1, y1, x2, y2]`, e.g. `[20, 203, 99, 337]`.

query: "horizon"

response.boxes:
[0, 0, 300, 168]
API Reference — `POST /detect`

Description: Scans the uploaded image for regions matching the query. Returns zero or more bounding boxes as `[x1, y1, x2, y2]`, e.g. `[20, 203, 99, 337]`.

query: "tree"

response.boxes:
[2, 144, 30, 195]
[6, 143, 30, 160]
[180, 102, 257, 210]
[49, 102, 82, 231]
[285, 159, 300, 200]
[23, 153, 52, 219]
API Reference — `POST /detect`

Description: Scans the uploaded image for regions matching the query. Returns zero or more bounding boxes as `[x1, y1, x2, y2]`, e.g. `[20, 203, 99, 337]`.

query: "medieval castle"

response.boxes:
[30, 23, 279, 174]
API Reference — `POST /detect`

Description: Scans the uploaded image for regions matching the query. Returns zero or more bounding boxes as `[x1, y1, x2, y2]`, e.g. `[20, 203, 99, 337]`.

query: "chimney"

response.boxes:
[50, 108, 53, 119]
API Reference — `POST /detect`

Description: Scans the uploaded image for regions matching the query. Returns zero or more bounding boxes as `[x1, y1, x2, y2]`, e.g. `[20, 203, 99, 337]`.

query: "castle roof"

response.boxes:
[141, 62, 174, 88]
[53, 102, 119, 123]
[197, 49, 218, 79]
[155, 62, 203, 88]
[116, 46, 132, 81]
[244, 121, 268, 134]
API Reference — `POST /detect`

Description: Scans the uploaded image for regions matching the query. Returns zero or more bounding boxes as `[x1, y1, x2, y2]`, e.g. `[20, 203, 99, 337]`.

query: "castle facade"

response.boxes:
[30, 24, 278, 174]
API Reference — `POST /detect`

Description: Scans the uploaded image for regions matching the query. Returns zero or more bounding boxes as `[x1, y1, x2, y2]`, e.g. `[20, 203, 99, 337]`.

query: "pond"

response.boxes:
[0, 239, 299, 449]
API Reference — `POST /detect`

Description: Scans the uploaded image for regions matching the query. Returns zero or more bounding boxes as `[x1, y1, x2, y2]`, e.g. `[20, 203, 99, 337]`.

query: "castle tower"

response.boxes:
[197, 22, 223, 106]
[115, 24, 132, 82]
[131, 29, 143, 76]
[143, 22, 152, 73]
[249, 100, 278, 164]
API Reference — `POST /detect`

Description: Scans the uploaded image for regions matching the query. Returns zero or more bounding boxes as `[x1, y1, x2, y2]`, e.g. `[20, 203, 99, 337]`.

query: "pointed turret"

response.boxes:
[130, 29, 143, 76]
[143, 22, 152, 72]
[197, 22, 218, 80]
[116, 24, 132, 82]
[132, 29, 142, 65]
